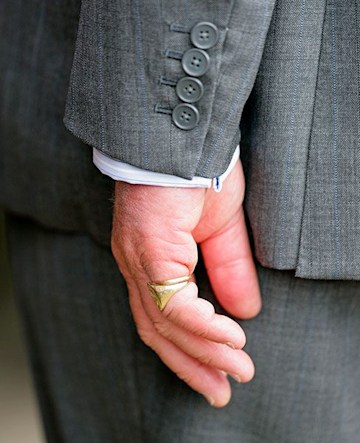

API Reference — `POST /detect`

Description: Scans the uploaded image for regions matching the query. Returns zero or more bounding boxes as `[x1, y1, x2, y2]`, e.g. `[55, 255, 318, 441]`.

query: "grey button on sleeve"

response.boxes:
[182, 48, 210, 77]
[172, 103, 200, 130]
[176, 77, 204, 103]
[190, 22, 219, 50]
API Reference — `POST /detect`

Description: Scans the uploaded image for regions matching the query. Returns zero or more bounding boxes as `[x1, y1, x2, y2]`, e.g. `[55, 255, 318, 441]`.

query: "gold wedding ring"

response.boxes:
[147, 275, 191, 311]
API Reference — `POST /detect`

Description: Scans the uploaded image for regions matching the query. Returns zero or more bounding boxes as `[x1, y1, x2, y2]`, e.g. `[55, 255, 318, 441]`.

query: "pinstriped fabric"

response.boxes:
[196, 0, 276, 177]
[199, 1, 275, 175]
[241, 0, 360, 279]
[1, 0, 360, 279]
[132, 0, 150, 169]
[356, 0, 360, 123]
[296, 0, 360, 278]
[63, 0, 276, 179]
[329, 0, 341, 275]
[277, 0, 307, 267]
[96, 0, 107, 153]
[7, 216, 360, 442]
[241, 0, 327, 271]
[0, 0, 114, 247]
[7, 218, 144, 442]
[0, 0, 276, 244]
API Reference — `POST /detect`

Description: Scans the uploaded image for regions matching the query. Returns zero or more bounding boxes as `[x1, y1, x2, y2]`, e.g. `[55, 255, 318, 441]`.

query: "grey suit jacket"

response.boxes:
[0, 0, 359, 280]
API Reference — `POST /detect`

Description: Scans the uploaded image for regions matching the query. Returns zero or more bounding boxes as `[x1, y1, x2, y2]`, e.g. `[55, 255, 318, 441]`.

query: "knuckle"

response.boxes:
[186, 320, 210, 338]
[196, 352, 214, 367]
[176, 247, 198, 273]
[176, 370, 197, 387]
[162, 305, 178, 322]
[167, 309, 211, 338]
[152, 319, 170, 337]
[193, 344, 216, 366]
[139, 236, 197, 277]
[136, 326, 155, 347]
[138, 248, 152, 273]
[196, 299, 215, 318]
[110, 235, 119, 257]
[194, 325, 211, 339]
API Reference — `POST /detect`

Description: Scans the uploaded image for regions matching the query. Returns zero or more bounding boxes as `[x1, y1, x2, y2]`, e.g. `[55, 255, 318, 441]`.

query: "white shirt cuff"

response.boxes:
[93, 146, 240, 192]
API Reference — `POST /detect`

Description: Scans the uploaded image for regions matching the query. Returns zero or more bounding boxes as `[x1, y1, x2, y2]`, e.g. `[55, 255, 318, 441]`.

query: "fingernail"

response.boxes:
[229, 373, 242, 383]
[203, 394, 215, 406]
[226, 342, 236, 349]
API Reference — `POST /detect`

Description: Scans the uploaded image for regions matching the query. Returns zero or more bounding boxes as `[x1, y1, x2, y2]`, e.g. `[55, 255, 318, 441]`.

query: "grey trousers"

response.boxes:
[6, 216, 360, 443]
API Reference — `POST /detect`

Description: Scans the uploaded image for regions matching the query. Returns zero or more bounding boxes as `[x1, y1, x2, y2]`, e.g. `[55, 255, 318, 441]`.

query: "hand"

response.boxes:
[111, 160, 261, 407]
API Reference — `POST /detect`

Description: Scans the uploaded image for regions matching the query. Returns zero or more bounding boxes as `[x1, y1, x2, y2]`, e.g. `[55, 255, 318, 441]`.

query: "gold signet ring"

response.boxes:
[147, 275, 191, 311]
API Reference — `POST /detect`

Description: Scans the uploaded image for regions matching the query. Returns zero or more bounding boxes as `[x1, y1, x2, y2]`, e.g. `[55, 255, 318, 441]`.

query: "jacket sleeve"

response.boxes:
[63, 0, 275, 180]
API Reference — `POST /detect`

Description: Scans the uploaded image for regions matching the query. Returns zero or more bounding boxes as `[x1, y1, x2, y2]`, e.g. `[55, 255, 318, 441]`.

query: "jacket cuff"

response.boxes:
[64, 1, 275, 179]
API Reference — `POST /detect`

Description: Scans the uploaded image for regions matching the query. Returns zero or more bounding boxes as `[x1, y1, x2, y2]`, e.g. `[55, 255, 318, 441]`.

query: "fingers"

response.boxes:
[127, 274, 232, 407]
[116, 229, 247, 348]
[149, 335, 232, 408]
[137, 278, 252, 377]
[200, 207, 262, 319]
[144, 285, 253, 380]
[111, 181, 258, 407]
[163, 282, 246, 349]
[153, 316, 254, 382]
[119, 257, 254, 406]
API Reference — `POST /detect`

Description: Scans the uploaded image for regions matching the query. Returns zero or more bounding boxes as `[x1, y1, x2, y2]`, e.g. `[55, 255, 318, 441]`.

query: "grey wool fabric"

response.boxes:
[1, 0, 360, 279]
[1, 1, 360, 441]
[7, 216, 360, 443]
[63, 0, 276, 179]
[241, 0, 360, 279]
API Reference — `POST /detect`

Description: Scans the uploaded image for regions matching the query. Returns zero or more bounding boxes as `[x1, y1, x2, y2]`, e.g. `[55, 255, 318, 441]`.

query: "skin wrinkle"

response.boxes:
[165, 297, 246, 348]
[134, 231, 195, 250]
[151, 320, 240, 369]
[165, 301, 213, 328]
[205, 256, 252, 272]
[161, 293, 245, 349]
[139, 257, 194, 281]
[132, 278, 236, 396]
[125, 246, 246, 344]
[133, 232, 197, 267]
[118, 275, 243, 407]
[198, 211, 243, 244]
[114, 236, 195, 282]
[117, 186, 206, 233]
[118, 223, 199, 278]
[111, 158, 259, 406]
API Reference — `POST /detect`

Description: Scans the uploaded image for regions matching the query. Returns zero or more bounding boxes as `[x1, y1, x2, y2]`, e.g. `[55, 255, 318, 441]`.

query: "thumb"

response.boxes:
[200, 206, 261, 319]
